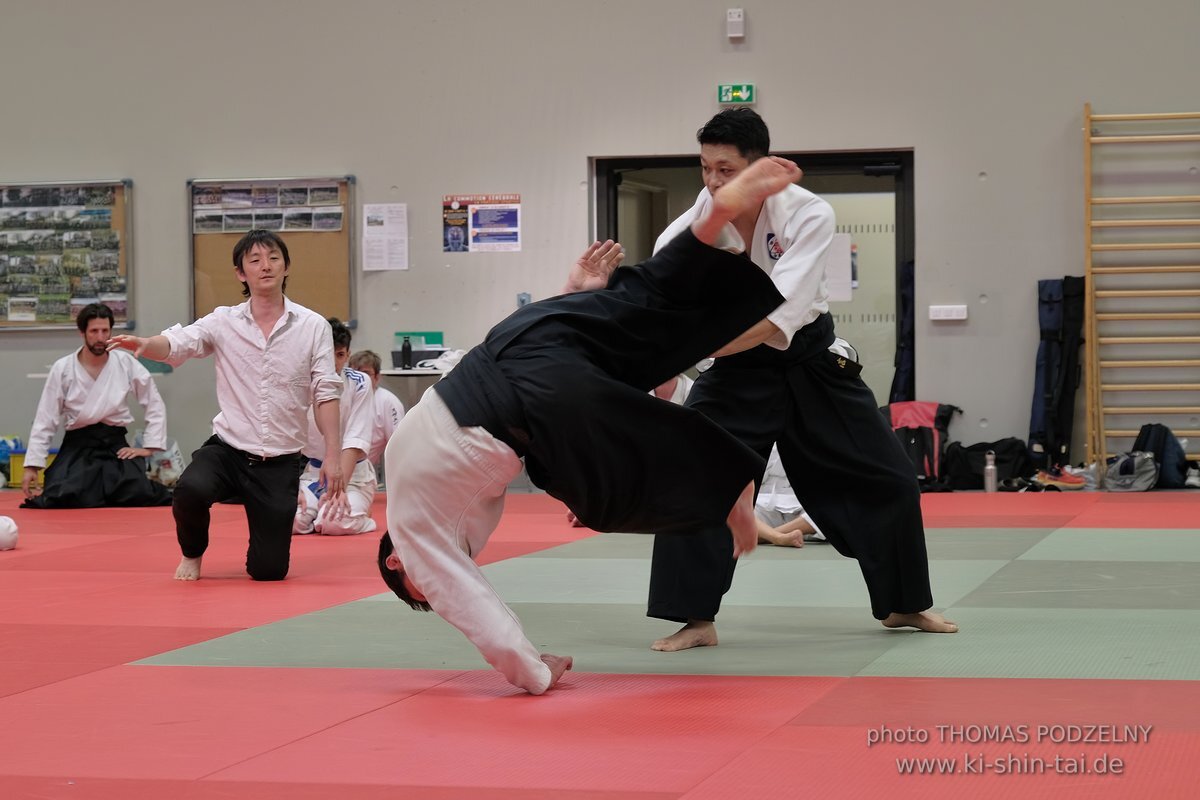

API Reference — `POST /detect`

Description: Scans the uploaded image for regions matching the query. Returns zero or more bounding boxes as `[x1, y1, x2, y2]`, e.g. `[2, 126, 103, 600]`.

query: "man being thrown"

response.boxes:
[21, 302, 172, 509]
[294, 318, 377, 536]
[647, 108, 955, 652]
[378, 156, 799, 695]
[108, 230, 347, 581]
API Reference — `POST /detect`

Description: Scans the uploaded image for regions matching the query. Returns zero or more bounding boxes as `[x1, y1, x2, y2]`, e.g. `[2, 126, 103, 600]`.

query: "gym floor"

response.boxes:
[1, 490, 1197, 799]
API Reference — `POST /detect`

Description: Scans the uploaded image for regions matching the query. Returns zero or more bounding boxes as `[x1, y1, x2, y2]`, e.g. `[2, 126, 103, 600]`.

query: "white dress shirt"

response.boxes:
[161, 297, 342, 457]
[654, 184, 836, 348]
[302, 367, 374, 459]
[368, 386, 406, 464]
[25, 348, 168, 468]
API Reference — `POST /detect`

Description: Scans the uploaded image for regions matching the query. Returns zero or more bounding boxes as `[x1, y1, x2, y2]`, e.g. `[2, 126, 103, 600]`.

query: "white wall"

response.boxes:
[2, 0, 1196, 457]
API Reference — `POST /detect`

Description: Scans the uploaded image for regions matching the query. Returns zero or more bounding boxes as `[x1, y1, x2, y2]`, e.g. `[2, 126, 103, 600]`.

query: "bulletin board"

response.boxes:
[0, 179, 132, 330]
[189, 176, 354, 321]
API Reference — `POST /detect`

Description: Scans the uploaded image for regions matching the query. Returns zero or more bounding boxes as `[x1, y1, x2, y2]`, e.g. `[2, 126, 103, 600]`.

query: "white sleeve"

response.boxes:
[395, 528, 552, 695]
[161, 316, 216, 367]
[763, 199, 836, 346]
[24, 360, 67, 469]
[128, 357, 168, 450]
[340, 371, 375, 455]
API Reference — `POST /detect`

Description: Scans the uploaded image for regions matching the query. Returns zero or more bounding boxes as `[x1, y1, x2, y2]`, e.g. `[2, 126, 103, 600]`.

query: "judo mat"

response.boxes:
[1, 489, 1199, 799]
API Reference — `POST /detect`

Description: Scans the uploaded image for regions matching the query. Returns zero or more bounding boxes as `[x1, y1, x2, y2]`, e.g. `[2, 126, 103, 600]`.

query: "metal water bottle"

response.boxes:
[400, 336, 413, 369]
[983, 450, 998, 493]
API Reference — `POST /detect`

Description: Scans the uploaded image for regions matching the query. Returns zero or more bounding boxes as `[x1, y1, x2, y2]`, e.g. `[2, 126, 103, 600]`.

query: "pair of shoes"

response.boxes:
[1037, 468, 1085, 491]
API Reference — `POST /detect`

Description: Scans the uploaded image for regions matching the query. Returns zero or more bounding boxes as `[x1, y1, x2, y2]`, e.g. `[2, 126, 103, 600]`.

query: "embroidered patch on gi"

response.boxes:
[766, 233, 784, 261]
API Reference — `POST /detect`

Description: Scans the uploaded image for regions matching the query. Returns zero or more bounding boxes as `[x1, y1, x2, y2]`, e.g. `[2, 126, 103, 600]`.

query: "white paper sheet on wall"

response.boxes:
[362, 203, 409, 271]
[825, 232, 853, 302]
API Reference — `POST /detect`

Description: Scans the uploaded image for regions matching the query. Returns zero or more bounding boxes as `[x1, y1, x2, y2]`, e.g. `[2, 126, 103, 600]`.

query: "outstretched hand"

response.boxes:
[106, 334, 147, 357]
[563, 239, 625, 294]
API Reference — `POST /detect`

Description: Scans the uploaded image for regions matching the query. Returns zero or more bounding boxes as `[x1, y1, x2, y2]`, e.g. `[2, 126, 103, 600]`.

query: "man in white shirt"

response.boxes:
[647, 109, 956, 652]
[347, 349, 406, 467]
[21, 302, 172, 509]
[108, 230, 346, 582]
[294, 319, 377, 535]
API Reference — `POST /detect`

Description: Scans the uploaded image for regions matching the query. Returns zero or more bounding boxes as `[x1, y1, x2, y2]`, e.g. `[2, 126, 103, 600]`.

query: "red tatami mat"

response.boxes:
[2, 490, 1199, 798]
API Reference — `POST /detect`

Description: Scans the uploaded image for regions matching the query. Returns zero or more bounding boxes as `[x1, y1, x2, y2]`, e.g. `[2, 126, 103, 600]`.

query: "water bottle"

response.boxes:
[400, 336, 413, 370]
[983, 450, 998, 493]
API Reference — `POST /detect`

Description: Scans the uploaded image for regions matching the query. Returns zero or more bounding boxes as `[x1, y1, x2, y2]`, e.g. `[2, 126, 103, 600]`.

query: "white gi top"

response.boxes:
[161, 297, 342, 457]
[302, 367, 374, 459]
[654, 184, 836, 348]
[25, 348, 167, 469]
[368, 386, 406, 464]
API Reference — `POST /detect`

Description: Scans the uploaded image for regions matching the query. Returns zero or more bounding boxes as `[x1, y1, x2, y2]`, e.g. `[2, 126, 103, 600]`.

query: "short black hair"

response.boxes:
[327, 317, 352, 351]
[697, 108, 770, 161]
[232, 229, 290, 298]
[377, 531, 432, 612]
[76, 302, 114, 332]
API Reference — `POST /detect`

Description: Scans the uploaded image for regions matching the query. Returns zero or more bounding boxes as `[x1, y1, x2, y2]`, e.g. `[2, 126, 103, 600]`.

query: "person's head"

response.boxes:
[232, 229, 290, 298]
[76, 302, 114, 356]
[327, 317, 352, 372]
[377, 531, 431, 611]
[348, 349, 382, 388]
[696, 108, 771, 195]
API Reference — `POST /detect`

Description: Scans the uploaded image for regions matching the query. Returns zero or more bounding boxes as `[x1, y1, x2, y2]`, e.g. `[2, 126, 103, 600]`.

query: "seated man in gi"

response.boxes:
[294, 318, 377, 535]
[347, 349, 406, 469]
[22, 302, 172, 509]
[377, 156, 801, 695]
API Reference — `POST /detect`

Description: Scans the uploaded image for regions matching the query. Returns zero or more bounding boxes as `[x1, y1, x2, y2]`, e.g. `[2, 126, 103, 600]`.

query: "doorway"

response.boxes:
[593, 150, 915, 404]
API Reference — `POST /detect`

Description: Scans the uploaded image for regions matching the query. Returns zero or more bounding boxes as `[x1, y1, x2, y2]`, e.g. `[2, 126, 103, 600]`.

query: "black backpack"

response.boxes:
[944, 438, 1033, 490]
[879, 401, 961, 488]
[1131, 424, 1188, 489]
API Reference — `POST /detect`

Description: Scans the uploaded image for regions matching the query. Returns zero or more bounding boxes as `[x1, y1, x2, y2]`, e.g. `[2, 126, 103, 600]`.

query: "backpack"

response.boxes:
[879, 401, 961, 487]
[944, 438, 1032, 490]
[1104, 451, 1159, 492]
[1131, 424, 1188, 489]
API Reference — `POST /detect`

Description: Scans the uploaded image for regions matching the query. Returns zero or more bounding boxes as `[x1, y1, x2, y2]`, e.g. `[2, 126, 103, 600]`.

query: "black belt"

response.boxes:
[213, 436, 299, 464]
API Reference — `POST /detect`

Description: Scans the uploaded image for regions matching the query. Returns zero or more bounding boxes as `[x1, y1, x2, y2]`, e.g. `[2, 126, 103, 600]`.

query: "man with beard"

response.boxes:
[22, 302, 172, 508]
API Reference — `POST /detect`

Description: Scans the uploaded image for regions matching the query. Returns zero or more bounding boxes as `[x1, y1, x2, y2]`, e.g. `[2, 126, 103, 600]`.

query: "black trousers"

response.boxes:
[21, 423, 172, 509]
[647, 314, 933, 622]
[173, 436, 304, 581]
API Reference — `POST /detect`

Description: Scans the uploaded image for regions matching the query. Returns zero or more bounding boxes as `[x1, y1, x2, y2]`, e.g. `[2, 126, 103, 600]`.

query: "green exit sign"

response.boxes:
[718, 84, 755, 104]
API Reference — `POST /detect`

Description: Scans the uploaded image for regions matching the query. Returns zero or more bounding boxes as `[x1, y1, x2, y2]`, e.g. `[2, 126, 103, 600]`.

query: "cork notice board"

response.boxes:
[189, 176, 354, 321]
[0, 180, 132, 330]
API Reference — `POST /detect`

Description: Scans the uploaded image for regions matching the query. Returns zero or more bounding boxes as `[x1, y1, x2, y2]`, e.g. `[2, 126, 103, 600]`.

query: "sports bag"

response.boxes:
[944, 438, 1032, 490]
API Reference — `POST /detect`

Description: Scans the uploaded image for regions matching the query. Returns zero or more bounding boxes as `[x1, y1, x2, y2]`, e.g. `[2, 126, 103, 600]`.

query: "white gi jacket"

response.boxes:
[26, 349, 167, 469]
[654, 184, 835, 348]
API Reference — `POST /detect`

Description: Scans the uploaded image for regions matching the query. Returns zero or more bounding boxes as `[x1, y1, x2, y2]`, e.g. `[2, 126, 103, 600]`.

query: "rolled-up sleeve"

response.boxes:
[309, 322, 342, 405]
[161, 317, 215, 368]
[763, 200, 835, 346]
[129, 359, 168, 450]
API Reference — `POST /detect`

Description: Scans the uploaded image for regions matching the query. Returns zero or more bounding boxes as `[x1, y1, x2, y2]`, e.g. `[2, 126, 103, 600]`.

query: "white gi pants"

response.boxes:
[294, 458, 378, 535]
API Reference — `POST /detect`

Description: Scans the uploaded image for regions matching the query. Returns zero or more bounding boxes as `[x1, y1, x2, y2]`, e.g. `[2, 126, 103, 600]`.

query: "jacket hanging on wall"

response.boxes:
[1028, 276, 1085, 469]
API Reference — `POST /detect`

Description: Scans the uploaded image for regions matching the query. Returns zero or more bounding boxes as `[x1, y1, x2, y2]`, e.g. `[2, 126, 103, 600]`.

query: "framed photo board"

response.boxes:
[189, 176, 354, 321]
[0, 180, 132, 330]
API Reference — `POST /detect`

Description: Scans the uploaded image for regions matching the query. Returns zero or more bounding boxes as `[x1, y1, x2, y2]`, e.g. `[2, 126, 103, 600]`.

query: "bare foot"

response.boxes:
[540, 653, 573, 690]
[882, 610, 958, 633]
[759, 528, 805, 547]
[726, 480, 758, 558]
[692, 157, 802, 246]
[711, 156, 803, 221]
[651, 620, 718, 652]
[174, 556, 202, 581]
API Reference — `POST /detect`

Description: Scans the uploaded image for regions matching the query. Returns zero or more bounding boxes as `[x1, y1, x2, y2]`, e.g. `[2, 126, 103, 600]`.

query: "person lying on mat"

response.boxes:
[376, 157, 803, 694]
